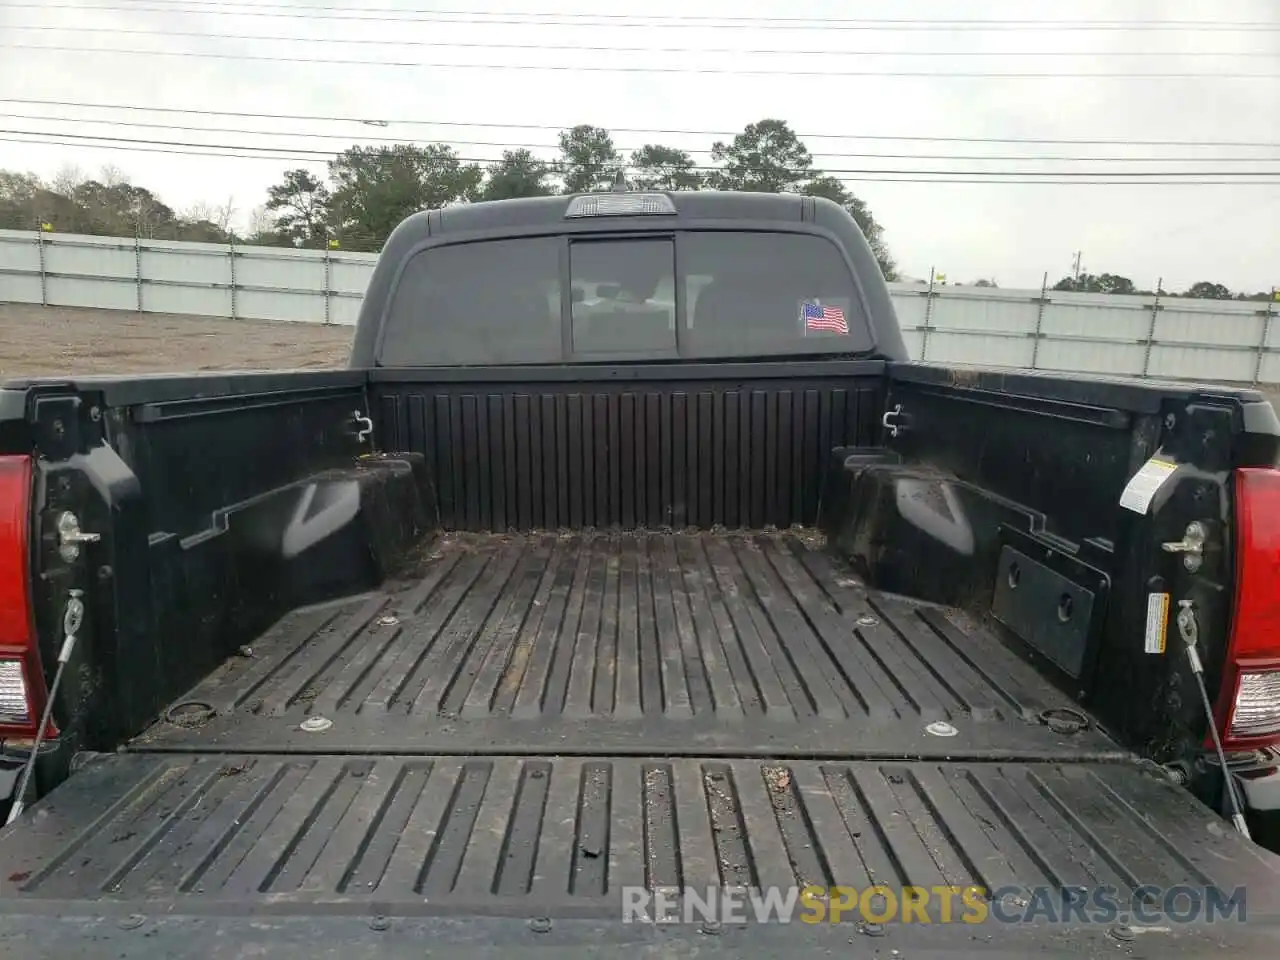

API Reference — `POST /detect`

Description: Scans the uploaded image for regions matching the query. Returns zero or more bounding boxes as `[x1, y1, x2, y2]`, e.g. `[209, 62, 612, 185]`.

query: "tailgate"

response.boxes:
[1, 753, 1279, 956]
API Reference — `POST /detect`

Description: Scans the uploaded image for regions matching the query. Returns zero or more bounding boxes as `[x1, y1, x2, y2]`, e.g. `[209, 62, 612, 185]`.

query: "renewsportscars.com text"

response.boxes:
[621, 884, 1247, 925]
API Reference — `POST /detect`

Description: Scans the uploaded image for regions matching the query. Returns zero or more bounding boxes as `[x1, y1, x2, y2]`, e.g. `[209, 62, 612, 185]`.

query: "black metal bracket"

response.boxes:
[992, 525, 1111, 680]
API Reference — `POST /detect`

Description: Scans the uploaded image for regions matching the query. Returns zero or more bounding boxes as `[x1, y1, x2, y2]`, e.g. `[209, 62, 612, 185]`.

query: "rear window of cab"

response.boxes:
[378, 231, 872, 365]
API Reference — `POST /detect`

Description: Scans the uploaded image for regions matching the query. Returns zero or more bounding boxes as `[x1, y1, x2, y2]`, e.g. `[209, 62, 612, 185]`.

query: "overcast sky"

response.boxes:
[1, 0, 1277, 291]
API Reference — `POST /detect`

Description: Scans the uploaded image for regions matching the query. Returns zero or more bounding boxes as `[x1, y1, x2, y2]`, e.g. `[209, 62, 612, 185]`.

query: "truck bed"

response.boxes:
[130, 530, 1119, 759]
[3, 531, 1280, 951]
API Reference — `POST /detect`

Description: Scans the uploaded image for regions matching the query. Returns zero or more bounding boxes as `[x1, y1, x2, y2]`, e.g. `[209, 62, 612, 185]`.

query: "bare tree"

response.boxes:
[50, 164, 85, 196]
[99, 164, 128, 188]
[247, 204, 273, 236]
[210, 196, 236, 234]
[184, 201, 218, 224]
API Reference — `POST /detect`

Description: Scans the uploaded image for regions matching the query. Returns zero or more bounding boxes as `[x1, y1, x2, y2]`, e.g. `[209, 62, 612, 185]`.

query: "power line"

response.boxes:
[9, 24, 1275, 56]
[5, 98, 1277, 150]
[5, 45, 1274, 78]
[17, 3, 1280, 31]
[7, 113, 1279, 163]
[8, 129, 1280, 181]
[8, 135, 1276, 185]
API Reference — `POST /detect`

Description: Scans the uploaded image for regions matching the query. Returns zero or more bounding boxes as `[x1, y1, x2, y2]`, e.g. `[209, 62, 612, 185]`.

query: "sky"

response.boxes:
[0, 0, 1277, 292]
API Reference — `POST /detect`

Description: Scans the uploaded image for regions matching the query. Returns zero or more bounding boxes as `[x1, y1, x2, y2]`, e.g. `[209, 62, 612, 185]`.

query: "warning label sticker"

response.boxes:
[1119, 457, 1178, 515]
[1144, 592, 1170, 654]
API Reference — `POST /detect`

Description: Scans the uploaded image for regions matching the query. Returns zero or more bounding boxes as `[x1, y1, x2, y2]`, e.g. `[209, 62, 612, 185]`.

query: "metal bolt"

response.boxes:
[368, 915, 390, 932]
[926, 721, 959, 737]
[1110, 924, 1136, 942]
[857, 615, 878, 627]
[118, 914, 146, 930]
[1165, 413, 1177, 429]
[300, 716, 333, 732]
[377, 615, 399, 627]
[861, 921, 885, 937]
[52, 419, 65, 438]
[529, 917, 552, 934]
[700, 920, 722, 936]
[98, 564, 113, 581]
[89, 406, 102, 422]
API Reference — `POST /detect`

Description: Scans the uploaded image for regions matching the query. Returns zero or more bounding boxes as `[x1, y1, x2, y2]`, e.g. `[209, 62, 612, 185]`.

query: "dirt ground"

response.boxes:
[0, 303, 353, 378]
[1, 303, 1278, 412]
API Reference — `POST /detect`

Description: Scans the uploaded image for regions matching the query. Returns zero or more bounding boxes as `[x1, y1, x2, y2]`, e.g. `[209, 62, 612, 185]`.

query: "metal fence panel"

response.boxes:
[44, 236, 135, 281]
[237, 248, 325, 293]
[0, 234, 41, 273]
[1, 229, 1275, 384]
[329, 258, 375, 295]
[1039, 297, 1152, 342]
[45, 275, 135, 311]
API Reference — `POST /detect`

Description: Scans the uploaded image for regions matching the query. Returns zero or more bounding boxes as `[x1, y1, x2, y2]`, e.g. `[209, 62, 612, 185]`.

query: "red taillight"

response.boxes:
[0, 454, 52, 737]
[1219, 468, 1280, 748]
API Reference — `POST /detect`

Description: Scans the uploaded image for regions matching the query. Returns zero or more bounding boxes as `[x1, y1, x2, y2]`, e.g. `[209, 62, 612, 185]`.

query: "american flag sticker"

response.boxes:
[801, 300, 849, 335]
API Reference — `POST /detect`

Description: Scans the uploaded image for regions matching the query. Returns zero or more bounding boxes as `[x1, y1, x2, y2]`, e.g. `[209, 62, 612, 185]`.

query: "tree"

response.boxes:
[800, 176, 897, 280]
[0, 171, 44, 229]
[50, 164, 85, 198]
[480, 149, 554, 200]
[1183, 281, 1232, 300]
[557, 125, 623, 194]
[629, 144, 703, 191]
[243, 204, 280, 245]
[328, 144, 483, 251]
[710, 119, 813, 192]
[1052, 272, 1136, 295]
[98, 164, 128, 188]
[182, 197, 236, 241]
[265, 169, 331, 248]
[69, 180, 179, 237]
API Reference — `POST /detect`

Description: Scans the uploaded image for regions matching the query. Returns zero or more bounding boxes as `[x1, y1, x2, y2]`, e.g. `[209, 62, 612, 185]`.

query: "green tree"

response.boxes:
[800, 176, 897, 280]
[0, 171, 45, 229]
[710, 119, 813, 192]
[557, 125, 623, 193]
[480, 149, 555, 200]
[1183, 280, 1232, 300]
[629, 144, 703, 191]
[70, 180, 179, 237]
[328, 144, 483, 251]
[1053, 272, 1136, 295]
[265, 169, 331, 248]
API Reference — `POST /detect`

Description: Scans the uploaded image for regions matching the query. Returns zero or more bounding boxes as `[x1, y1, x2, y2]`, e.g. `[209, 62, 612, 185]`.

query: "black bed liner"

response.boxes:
[5, 531, 1280, 952]
[132, 531, 1119, 759]
[3, 752, 1279, 913]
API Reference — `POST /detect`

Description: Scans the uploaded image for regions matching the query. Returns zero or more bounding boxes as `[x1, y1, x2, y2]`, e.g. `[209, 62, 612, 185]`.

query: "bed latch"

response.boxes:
[352, 410, 374, 445]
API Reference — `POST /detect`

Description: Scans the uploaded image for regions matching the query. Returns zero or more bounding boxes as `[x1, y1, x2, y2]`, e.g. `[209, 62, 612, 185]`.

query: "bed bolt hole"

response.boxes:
[1007, 563, 1021, 589]
[1057, 593, 1074, 622]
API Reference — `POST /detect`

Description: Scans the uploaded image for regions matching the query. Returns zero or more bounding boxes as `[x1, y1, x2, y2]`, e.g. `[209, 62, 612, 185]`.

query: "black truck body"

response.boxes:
[2, 191, 1280, 956]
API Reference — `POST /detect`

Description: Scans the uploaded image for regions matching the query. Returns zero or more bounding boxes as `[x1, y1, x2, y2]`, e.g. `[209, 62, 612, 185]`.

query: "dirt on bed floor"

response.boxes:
[0, 303, 353, 377]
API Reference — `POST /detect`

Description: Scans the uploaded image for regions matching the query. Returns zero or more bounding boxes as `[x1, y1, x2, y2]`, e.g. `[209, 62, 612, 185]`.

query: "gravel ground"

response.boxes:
[0, 303, 353, 378]
[1, 303, 1277, 414]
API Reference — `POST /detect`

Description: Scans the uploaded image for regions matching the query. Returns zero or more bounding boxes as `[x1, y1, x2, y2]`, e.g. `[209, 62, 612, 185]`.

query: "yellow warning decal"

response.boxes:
[1144, 592, 1170, 654]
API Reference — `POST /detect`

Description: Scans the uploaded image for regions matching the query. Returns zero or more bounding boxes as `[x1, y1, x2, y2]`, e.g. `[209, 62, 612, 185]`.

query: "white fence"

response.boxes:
[1, 228, 1276, 384]
[0, 228, 372, 326]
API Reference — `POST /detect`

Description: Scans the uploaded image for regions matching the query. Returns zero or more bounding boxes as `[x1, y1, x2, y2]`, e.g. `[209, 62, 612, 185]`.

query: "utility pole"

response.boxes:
[1072, 251, 1083, 281]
